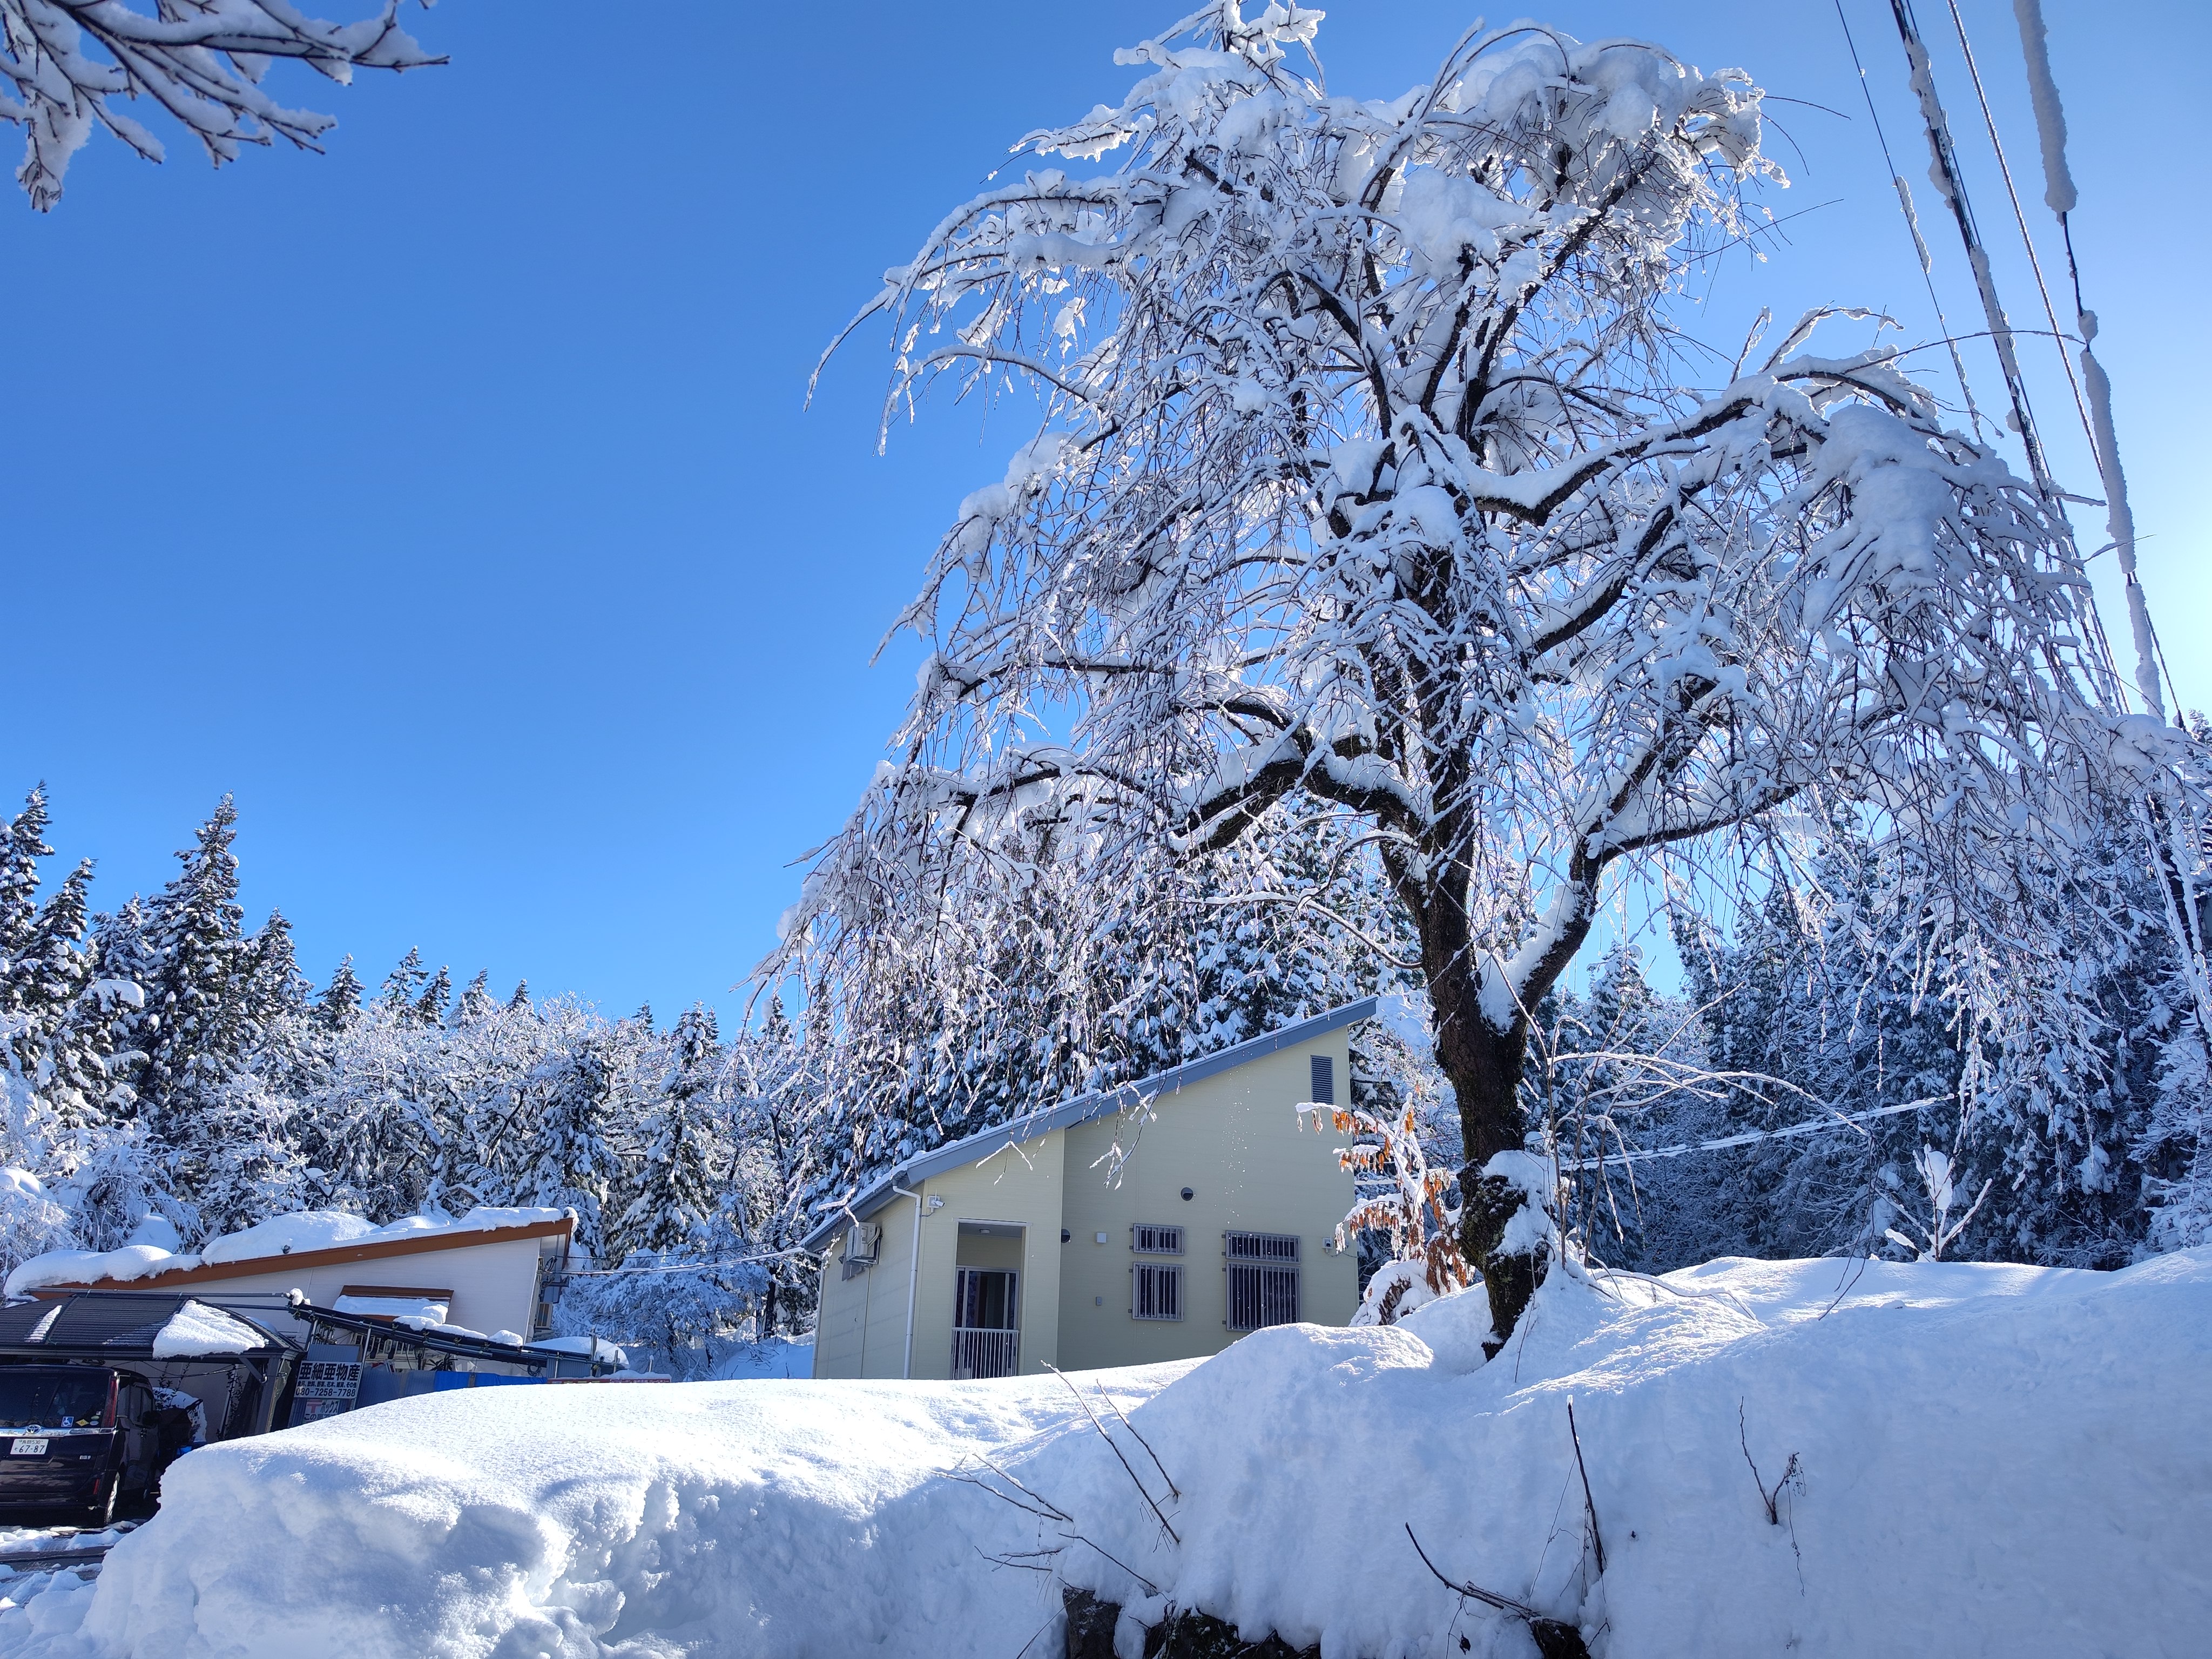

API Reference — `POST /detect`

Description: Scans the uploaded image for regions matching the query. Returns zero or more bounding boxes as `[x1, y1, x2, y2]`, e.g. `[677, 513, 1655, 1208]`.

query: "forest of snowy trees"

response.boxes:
[3, 772, 2207, 1374]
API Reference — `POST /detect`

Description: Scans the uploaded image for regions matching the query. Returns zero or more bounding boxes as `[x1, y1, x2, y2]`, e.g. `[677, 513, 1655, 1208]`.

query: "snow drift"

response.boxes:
[4, 1251, 2207, 1657]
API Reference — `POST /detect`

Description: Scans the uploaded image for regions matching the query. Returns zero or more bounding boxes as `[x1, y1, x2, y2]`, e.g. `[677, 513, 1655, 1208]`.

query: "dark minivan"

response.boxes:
[0, 1366, 194, 1525]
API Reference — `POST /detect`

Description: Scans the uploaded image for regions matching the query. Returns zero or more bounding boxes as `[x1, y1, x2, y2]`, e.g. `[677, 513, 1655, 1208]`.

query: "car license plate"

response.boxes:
[9, 1438, 48, 1456]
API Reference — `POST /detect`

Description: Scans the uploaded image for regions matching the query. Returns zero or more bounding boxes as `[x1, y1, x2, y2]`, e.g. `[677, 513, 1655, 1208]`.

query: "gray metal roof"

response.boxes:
[800, 996, 1377, 1252]
[0, 1291, 291, 1359]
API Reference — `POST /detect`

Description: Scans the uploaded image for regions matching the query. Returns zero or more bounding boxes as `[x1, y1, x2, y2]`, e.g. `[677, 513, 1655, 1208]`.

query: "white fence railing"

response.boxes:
[950, 1326, 1019, 1379]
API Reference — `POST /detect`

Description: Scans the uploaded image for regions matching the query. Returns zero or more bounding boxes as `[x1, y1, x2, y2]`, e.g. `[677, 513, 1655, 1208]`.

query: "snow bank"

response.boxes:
[6, 1251, 2207, 1657]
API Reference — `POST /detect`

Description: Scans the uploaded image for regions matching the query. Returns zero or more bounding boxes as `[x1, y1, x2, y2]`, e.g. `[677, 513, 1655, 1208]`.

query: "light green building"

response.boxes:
[804, 999, 1373, 1380]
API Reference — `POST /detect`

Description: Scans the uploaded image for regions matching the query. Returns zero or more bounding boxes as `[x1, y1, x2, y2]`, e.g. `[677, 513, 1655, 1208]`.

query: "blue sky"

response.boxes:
[10, 0, 2205, 1025]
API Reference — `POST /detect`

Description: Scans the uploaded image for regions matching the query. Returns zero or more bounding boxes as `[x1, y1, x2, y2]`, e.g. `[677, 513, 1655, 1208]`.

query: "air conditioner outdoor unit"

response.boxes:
[845, 1222, 882, 1266]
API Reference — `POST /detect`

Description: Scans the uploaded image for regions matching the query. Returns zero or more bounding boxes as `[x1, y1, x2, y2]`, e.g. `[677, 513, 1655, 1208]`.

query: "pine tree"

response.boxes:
[240, 912, 316, 1103]
[316, 956, 365, 1032]
[75, 899, 158, 1120]
[616, 1004, 722, 1260]
[132, 799, 257, 1184]
[22, 861, 105, 1131]
[507, 980, 531, 1013]
[0, 786, 53, 976]
[524, 1035, 619, 1257]
[414, 964, 452, 1028]
[381, 947, 428, 1013]
[731, 995, 825, 1338]
[453, 970, 497, 1025]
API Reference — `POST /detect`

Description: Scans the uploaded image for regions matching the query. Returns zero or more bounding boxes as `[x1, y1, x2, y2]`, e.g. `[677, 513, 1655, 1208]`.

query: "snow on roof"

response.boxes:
[528, 1334, 629, 1366]
[332, 1293, 450, 1323]
[199, 1211, 376, 1266]
[3, 1244, 192, 1300]
[2, 1206, 574, 1299]
[151, 1301, 268, 1359]
[0, 1291, 286, 1358]
[49, 1249, 2210, 1656]
[801, 996, 1377, 1251]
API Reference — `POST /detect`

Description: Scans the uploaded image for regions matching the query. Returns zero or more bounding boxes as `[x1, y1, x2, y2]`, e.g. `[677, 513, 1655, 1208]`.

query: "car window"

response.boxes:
[0, 1370, 110, 1429]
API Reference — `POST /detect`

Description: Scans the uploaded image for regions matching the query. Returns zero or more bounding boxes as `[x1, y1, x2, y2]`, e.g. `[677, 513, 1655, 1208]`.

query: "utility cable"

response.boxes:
[1939, 0, 2093, 446]
[1557, 1097, 1938, 1172]
[1831, 0, 1987, 440]
[1884, 0, 2056, 499]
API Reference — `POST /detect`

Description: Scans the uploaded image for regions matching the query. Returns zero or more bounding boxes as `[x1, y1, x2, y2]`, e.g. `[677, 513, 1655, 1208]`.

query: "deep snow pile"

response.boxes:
[3, 1251, 2207, 1657]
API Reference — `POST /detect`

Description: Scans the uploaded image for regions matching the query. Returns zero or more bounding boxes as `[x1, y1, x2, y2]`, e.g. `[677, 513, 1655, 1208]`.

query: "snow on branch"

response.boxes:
[0, 0, 443, 210]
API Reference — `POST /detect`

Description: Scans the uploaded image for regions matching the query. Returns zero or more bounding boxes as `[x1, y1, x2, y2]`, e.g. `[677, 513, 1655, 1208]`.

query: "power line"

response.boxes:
[1830, 0, 1987, 439]
[1557, 1097, 1940, 1173]
[1938, 0, 2093, 445]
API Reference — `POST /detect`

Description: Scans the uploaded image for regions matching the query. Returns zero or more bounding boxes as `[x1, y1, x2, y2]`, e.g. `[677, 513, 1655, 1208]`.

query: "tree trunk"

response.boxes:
[1427, 945, 1547, 1351]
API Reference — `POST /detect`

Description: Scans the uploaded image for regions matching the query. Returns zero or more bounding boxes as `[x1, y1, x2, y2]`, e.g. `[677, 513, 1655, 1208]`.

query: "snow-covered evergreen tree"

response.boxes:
[414, 964, 452, 1028]
[316, 956, 364, 1033]
[729, 996, 827, 1338]
[613, 1005, 722, 1260]
[0, 787, 52, 978]
[453, 970, 497, 1026]
[380, 947, 428, 1014]
[523, 1035, 620, 1258]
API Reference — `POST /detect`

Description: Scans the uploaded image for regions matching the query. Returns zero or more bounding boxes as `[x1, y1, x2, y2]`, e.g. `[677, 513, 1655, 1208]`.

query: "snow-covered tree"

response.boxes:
[0, 0, 444, 211]
[453, 969, 497, 1026]
[781, 5, 2188, 1340]
[20, 859, 107, 1130]
[783, 799, 1405, 1228]
[0, 787, 50, 972]
[413, 962, 451, 1028]
[522, 1033, 620, 1258]
[315, 955, 363, 1031]
[129, 798, 257, 1163]
[379, 946, 428, 1014]
[727, 996, 828, 1338]
[613, 1004, 722, 1260]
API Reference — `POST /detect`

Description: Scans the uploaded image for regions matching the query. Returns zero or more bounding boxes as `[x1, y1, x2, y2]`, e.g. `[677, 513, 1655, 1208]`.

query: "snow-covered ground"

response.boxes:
[2, 1251, 2206, 1657]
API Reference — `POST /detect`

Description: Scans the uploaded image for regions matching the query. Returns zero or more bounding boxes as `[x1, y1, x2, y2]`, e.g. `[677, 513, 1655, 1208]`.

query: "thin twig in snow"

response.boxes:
[1567, 1399, 1606, 1576]
[1045, 1363, 1181, 1543]
[1094, 1382, 1181, 1501]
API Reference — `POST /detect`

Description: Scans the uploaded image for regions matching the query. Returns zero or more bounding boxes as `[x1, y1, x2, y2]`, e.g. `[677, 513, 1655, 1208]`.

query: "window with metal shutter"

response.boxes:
[1131, 1263, 1182, 1320]
[1224, 1231, 1300, 1330]
[1131, 1224, 1183, 1255]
